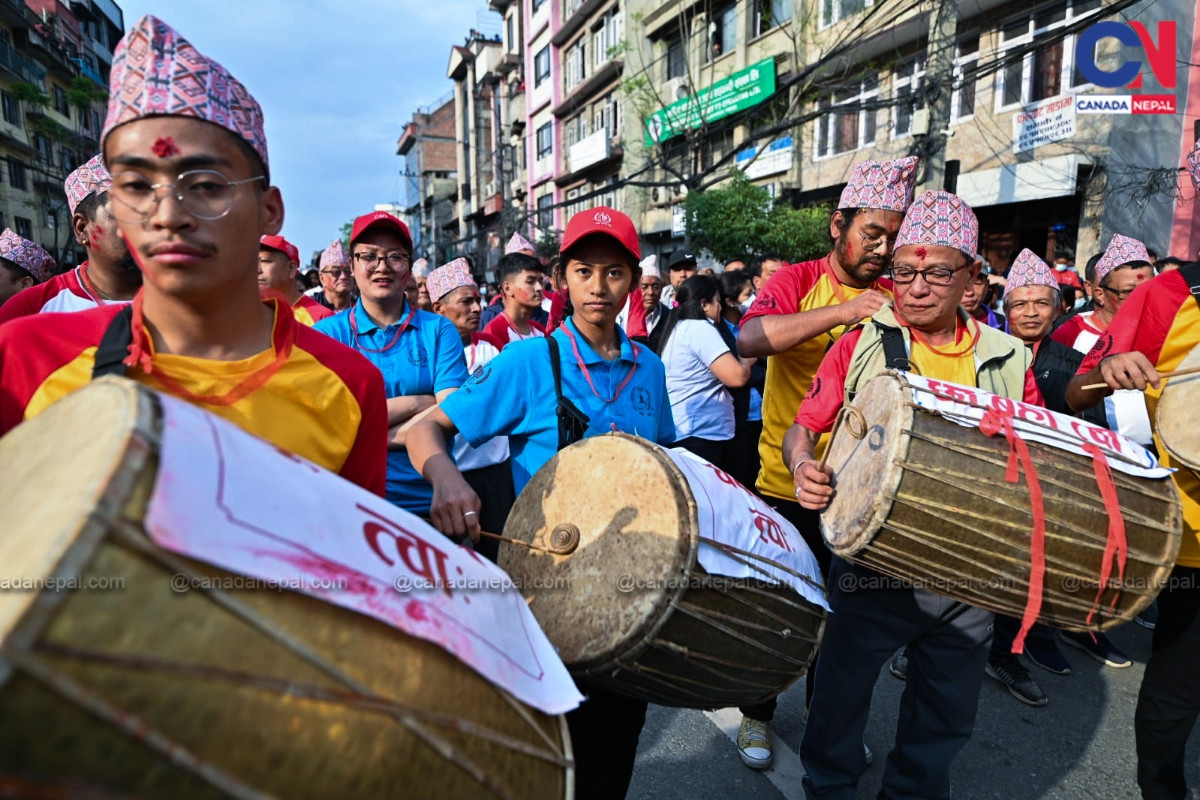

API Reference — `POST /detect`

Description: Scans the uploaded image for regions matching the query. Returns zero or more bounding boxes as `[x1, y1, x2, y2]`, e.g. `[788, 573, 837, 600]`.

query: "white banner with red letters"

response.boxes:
[901, 373, 1171, 479]
[144, 395, 582, 715]
[664, 447, 829, 611]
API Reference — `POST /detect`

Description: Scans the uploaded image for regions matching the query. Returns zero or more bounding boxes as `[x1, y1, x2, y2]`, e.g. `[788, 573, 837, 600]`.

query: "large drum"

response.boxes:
[1156, 343, 1200, 475]
[821, 372, 1182, 632]
[500, 434, 827, 709]
[0, 379, 571, 800]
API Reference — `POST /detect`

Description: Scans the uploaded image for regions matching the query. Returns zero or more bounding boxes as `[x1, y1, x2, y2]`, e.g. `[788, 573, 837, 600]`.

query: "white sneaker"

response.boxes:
[737, 717, 773, 769]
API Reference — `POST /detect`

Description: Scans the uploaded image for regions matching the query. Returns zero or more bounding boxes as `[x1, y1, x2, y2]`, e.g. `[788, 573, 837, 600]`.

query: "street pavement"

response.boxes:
[627, 622, 1200, 799]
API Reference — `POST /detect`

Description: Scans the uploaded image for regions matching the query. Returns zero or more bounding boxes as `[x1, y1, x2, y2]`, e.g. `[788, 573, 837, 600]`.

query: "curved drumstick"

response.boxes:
[1079, 364, 1200, 392]
[421, 517, 580, 556]
[818, 406, 868, 471]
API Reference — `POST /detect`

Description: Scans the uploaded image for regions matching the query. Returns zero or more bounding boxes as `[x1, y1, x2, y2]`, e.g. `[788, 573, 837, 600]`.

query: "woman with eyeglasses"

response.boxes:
[315, 211, 468, 516]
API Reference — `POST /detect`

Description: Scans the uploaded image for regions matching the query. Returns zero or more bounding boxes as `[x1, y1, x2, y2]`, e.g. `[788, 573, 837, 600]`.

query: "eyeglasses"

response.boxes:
[1101, 285, 1137, 301]
[890, 265, 966, 286]
[352, 251, 411, 270]
[320, 268, 353, 278]
[109, 169, 265, 223]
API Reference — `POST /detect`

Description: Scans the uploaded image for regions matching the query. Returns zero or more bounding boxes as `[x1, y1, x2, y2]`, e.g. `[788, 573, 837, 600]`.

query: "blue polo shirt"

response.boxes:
[315, 298, 467, 512]
[441, 316, 676, 494]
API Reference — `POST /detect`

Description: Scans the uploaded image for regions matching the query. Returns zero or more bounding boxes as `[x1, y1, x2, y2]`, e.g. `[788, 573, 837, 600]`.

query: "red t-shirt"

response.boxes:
[482, 311, 547, 350]
[0, 264, 128, 324]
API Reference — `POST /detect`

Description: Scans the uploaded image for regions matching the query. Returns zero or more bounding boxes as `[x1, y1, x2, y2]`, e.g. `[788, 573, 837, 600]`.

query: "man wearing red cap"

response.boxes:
[0, 154, 140, 322]
[258, 234, 332, 326]
[0, 15, 386, 495]
[408, 206, 674, 800]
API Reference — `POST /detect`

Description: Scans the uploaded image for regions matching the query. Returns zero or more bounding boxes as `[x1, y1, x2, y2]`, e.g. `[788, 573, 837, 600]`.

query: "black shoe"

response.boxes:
[889, 646, 909, 681]
[986, 654, 1048, 706]
[1060, 631, 1133, 668]
[1136, 602, 1158, 630]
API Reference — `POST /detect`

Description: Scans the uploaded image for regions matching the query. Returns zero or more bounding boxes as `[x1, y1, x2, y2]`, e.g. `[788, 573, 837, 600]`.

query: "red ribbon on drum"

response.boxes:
[1081, 444, 1128, 628]
[979, 406, 1046, 654]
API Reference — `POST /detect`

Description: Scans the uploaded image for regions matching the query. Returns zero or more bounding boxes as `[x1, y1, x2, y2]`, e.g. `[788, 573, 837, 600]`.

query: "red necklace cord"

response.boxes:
[560, 324, 639, 404]
[348, 303, 416, 353]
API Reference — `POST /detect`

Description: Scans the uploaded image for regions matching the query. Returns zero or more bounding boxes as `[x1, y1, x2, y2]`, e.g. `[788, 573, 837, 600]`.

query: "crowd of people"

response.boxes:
[0, 12, 1198, 800]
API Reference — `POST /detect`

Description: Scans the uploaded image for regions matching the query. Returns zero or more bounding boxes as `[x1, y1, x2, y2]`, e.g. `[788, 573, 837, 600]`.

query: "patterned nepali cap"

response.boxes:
[0, 229, 54, 282]
[1187, 137, 1200, 193]
[102, 15, 269, 172]
[411, 258, 430, 279]
[1095, 233, 1152, 283]
[1002, 249, 1057, 299]
[319, 239, 348, 269]
[427, 257, 476, 303]
[837, 156, 919, 213]
[505, 232, 536, 254]
[64, 154, 112, 215]
[895, 190, 979, 259]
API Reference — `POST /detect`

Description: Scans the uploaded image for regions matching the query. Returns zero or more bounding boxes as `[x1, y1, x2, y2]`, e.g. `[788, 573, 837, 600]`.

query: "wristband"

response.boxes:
[791, 458, 817, 477]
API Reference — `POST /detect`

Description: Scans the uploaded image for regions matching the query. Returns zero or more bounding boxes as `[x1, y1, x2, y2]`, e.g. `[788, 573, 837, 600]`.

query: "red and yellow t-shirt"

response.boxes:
[292, 294, 334, 327]
[0, 297, 387, 496]
[740, 256, 894, 500]
[1078, 270, 1200, 566]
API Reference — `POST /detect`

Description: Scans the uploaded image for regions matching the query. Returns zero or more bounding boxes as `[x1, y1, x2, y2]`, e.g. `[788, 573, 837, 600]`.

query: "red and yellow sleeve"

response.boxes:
[338, 365, 387, 496]
[739, 262, 822, 325]
[1078, 274, 1185, 373]
[794, 328, 861, 433]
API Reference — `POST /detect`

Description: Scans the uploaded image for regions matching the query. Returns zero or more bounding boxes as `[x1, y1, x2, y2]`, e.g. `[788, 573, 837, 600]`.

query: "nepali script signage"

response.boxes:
[644, 58, 776, 146]
[1013, 95, 1076, 154]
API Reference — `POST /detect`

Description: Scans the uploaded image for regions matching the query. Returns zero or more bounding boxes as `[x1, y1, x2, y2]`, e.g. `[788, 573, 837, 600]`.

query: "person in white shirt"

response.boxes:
[657, 274, 754, 468]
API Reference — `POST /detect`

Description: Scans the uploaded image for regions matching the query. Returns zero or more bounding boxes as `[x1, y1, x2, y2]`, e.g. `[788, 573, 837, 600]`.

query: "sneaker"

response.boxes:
[1024, 638, 1072, 675]
[1060, 631, 1133, 668]
[985, 654, 1049, 706]
[1136, 603, 1158, 630]
[864, 743, 873, 766]
[889, 647, 909, 681]
[737, 717, 773, 769]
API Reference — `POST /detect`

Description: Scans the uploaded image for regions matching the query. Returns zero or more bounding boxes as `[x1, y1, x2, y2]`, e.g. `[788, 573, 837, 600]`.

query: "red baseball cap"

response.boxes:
[560, 206, 641, 266]
[349, 210, 413, 252]
[259, 234, 299, 264]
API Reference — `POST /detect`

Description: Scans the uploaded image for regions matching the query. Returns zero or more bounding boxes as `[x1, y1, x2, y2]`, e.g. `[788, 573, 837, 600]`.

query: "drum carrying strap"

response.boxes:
[1180, 261, 1200, 309]
[878, 325, 912, 371]
[546, 336, 590, 451]
[91, 304, 136, 380]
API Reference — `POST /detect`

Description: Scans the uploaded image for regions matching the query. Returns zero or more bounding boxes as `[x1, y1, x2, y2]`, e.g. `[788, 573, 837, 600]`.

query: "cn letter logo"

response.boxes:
[1076, 21, 1175, 89]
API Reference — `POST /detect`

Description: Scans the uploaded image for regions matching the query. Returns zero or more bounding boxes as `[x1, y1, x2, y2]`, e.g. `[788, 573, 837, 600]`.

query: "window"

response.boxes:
[536, 193, 554, 230]
[59, 146, 71, 169]
[565, 39, 586, 91]
[890, 37, 980, 138]
[892, 58, 923, 139]
[34, 135, 50, 164]
[815, 76, 878, 158]
[666, 38, 685, 80]
[996, 0, 1102, 110]
[8, 159, 26, 190]
[14, 216, 31, 239]
[821, 0, 872, 29]
[563, 113, 588, 150]
[535, 122, 553, 160]
[52, 85, 69, 117]
[707, 3, 737, 61]
[953, 36, 980, 121]
[756, 0, 793, 35]
[534, 45, 551, 88]
[593, 9, 623, 70]
[593, 95, 619, 139]
[532, 0, 547, 12]
[1, 92, 18, 125]
[506, 15, 515, 52]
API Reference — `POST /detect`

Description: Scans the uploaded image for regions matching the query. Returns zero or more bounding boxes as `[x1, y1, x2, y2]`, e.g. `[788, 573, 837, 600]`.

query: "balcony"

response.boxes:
[0, 38, 45, 83]
[552, 0, 612, 47]
[71, 57, 105, 88]
[553, 59, 622, 118]
[0, 0, 31, 29]
[28, 29, 79, 78]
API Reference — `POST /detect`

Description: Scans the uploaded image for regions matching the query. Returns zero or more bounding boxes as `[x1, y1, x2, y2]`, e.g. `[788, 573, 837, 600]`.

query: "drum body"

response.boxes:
[0, 380, 570, 800]
[1156, 343, 1200, 475]
[499, 434, 825, 709]
[821, 374, 1182, 632]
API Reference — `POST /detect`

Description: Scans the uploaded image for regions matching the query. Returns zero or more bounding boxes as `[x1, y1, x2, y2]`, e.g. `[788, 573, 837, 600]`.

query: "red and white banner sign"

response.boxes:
[664, 447, 829, 611]
[145, 395, 582, 715]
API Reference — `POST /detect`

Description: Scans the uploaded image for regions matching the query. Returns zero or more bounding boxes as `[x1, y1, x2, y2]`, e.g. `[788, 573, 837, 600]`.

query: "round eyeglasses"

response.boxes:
[109, 169, 266, 223]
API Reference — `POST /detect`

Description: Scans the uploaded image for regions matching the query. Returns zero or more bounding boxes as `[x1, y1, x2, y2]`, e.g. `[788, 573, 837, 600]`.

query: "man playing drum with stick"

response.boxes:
[0, 15, 387, 496]
[1065, 143, 1200, 800]
[787, 190, 1041, 800]
[732, 156, 916, 767]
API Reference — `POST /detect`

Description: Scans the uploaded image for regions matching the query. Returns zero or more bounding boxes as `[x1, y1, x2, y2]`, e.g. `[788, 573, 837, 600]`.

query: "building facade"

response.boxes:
[397, 94, 458, 261]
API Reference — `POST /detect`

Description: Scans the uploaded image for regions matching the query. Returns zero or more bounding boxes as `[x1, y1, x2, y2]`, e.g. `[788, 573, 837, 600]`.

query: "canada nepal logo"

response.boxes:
[1074, 21, 1176, 115]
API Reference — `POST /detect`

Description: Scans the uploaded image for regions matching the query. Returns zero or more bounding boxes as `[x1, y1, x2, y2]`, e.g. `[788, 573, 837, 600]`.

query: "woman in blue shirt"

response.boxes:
[408, 207, 674, 800]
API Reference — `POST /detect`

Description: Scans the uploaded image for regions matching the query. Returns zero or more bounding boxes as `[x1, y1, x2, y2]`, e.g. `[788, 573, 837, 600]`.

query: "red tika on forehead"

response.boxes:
[914, 246, 927, 259]
[151, 137, 180, 157]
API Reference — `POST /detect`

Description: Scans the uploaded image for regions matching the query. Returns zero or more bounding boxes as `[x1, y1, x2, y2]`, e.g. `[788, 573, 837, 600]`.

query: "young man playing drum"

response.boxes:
[1066, 142, 1200, 800]
[0, 15, 387, 496]
[788, 190, 1040, 800]
[733, 156, 917, 767]
[407, 206, 675, 800]
[0, 155, 140, 322]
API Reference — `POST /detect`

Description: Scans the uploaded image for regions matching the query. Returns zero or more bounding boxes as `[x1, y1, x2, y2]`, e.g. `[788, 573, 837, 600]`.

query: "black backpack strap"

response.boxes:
[546, 336, 590, 451]
[879, 324, 911, 371]
[1180, 262, 1200, 310]
[90, 304, 135, 380]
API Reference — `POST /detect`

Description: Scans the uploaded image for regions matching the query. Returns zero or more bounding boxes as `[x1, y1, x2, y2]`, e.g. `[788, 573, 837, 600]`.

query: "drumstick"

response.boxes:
[817, 406, 868, 471]
[421, 517, 579, 555]
[1079, 364, 1200, 392]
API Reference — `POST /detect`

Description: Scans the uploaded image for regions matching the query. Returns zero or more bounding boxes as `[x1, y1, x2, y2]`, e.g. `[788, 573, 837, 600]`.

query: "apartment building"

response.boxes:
[397, 94, 458, 260]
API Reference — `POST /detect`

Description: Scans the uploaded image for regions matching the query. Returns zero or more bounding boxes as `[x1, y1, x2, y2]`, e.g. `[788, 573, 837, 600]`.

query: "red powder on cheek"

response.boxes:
[94, 225, 103, 235]
[845, 240, 853, 261]
[914, 246, 928, 260]
[151, 137, 180, 157]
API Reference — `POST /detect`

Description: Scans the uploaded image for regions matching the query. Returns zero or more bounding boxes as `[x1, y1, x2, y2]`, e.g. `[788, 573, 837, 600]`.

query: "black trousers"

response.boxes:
[567, 681, 648, 800]
[726, 419, 764, 492]
[674, 435, 730, 471]
[461, 460, 515, 563]
[740, 493, 830, 721]
[1135, 566, 1200, 800]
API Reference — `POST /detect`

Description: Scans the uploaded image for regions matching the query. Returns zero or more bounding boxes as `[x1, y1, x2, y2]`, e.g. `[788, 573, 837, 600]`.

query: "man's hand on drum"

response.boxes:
[1099, 352, 1161, 392]
[794, 460, 835, 511]
[840, 289, 889, 327]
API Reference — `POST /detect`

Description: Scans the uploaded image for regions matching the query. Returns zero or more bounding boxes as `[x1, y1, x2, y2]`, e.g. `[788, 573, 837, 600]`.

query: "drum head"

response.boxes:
[501, 433, 696, 667]
[1157, 343, 1200, 472]
[0, 378, 152, 640]
[820, 373, 911, 556]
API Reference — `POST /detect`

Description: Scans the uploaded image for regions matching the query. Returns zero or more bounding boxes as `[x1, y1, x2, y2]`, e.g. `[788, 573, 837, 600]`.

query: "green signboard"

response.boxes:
[644, 58, 777, 146]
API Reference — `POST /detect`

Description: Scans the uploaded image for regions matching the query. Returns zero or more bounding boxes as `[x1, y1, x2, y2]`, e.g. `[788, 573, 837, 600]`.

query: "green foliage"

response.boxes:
[29, 115, 69, 142]
[67, 76, 107, 113]
[339, 221, 353, 250]
[11, 81, 48, 107]
[684, 171, 830, 263]
[535, 231, 560, 264]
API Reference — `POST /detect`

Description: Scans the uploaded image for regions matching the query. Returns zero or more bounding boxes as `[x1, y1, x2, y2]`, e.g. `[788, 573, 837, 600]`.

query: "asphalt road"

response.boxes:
[626, 622, 1200, 799]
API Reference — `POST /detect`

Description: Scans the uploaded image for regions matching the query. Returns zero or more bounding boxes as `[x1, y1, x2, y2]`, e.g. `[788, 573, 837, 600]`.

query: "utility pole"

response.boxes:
[916, 0, 957, 192]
